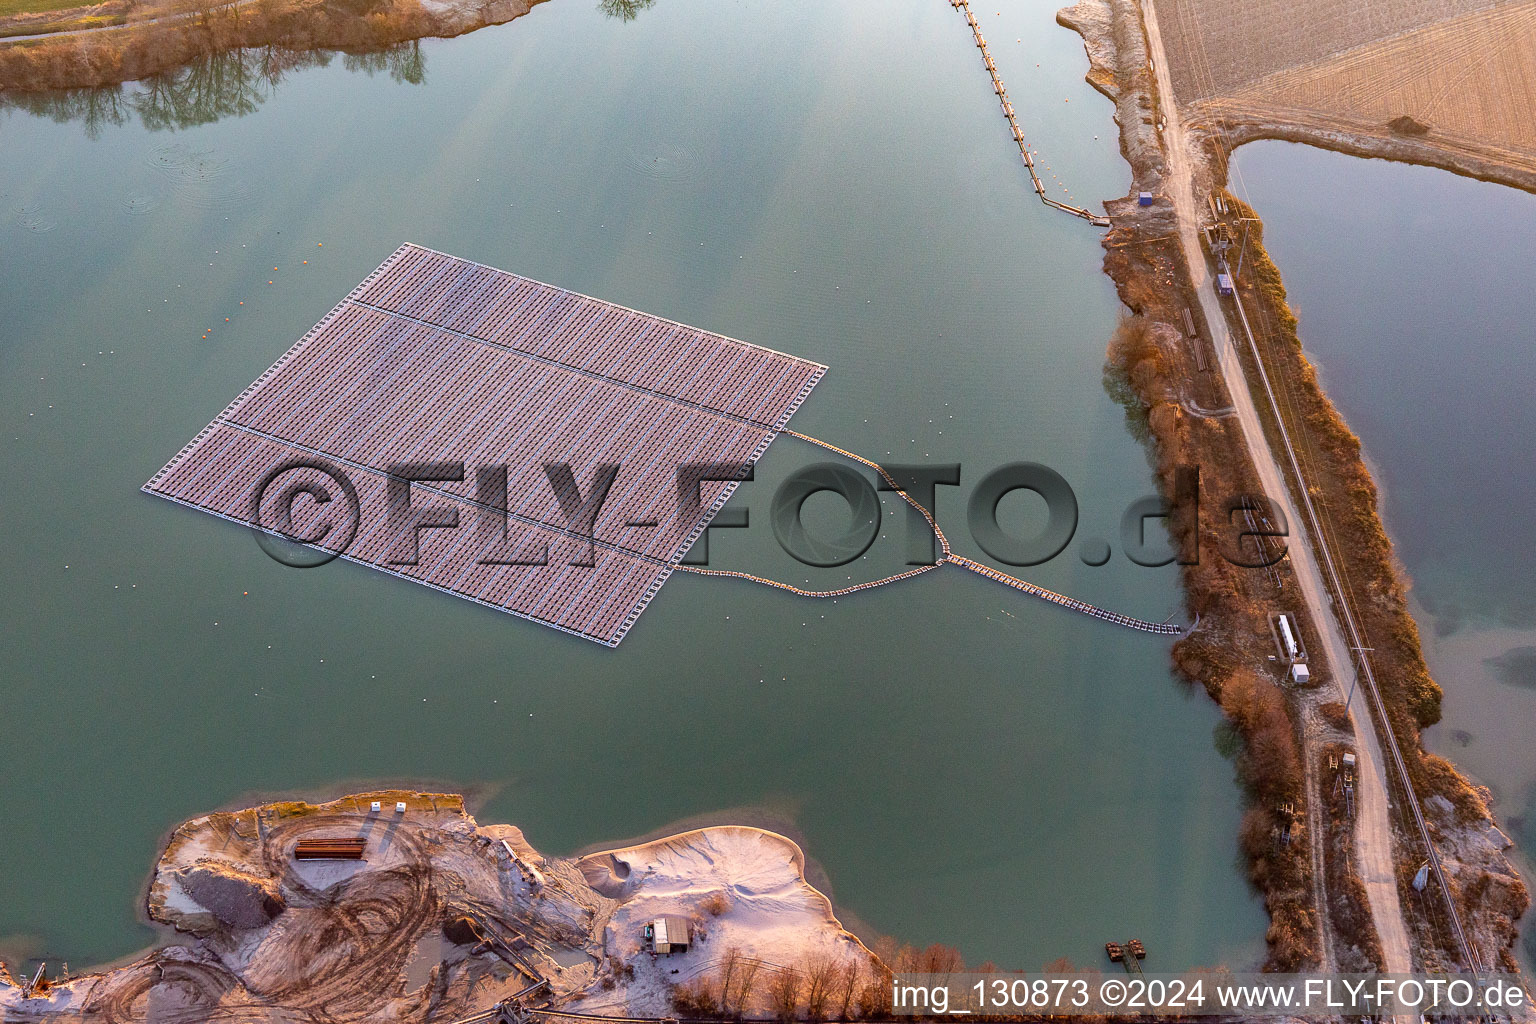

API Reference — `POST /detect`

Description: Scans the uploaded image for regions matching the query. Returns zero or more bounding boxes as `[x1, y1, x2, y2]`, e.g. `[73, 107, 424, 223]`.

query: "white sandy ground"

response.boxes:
[0, 794, 873, 1021]
[571, 827, 871, 1016]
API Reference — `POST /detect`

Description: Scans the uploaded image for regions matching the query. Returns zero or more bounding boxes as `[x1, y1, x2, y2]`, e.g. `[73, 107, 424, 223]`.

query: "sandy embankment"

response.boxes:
[572, 827, 873, 1016]
[0, 793, 877, 1022]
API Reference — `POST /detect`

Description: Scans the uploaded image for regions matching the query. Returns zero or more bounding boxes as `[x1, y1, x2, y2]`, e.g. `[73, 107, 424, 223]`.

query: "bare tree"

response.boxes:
[733, 958, 762, 1017]
[769, 966, 803, 1022]
[833, 960, 863, 1021]
[672, 977, 721, 1017]
[856, 963, 891, 1020]
[803, 957, 836, 1021]
[918, 943, 964, 975]
[717, 948, 740, 1015]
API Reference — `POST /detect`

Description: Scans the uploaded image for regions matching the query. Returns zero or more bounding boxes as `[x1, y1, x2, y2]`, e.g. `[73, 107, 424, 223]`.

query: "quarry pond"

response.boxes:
[0, 0, 1267, 973]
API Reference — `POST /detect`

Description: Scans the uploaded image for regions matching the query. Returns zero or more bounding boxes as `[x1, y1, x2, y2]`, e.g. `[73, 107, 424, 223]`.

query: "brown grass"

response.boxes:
[0, 0, 475, 91]
[1222, 2, 1536, 154]
[1216, 191, 1486, 791]
[1151, 0, 1520, 103]
[1103, 234, 1328, 971]
[0, 0, 100, 16]
[1202, 187, 1522, 970]
[1152, 0, 1536, 181]
[1312, 741, 1385, 969]
[1317, 701, 1350, 731]
[1094, 0, 1528, 971]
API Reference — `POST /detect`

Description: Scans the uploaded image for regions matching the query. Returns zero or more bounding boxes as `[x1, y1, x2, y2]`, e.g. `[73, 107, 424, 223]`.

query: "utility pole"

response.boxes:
[1232, 216, 1261, 278]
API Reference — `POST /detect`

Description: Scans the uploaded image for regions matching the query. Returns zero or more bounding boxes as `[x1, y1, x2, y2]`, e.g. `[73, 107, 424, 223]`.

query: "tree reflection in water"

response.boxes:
[0, 40, 424, 137]
[597, 0, 655, 22]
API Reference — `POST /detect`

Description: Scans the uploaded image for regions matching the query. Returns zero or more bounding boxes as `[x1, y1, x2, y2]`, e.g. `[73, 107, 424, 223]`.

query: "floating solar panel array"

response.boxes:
[145, 243, 826, 645]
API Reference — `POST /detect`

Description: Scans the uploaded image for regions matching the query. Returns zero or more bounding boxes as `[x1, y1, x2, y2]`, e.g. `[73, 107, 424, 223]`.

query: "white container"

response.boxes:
[370, 801, 382, 813]
[395, 801, 407, 814]
[1278, 614, 1299, 661]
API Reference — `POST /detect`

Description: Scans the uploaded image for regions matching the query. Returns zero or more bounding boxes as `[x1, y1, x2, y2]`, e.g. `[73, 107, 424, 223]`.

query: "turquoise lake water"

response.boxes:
[0, 0, 1266, 973]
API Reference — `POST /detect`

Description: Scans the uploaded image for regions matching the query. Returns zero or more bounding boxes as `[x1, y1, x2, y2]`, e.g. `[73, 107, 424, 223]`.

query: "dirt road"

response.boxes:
[1137, 0, 1416, 975]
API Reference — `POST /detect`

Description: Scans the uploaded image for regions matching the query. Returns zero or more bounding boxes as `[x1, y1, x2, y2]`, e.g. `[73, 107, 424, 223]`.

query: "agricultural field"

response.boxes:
[0, 0, 132, 40]
[1152, 0, 1536, 178]
[0, 0, 96, 16]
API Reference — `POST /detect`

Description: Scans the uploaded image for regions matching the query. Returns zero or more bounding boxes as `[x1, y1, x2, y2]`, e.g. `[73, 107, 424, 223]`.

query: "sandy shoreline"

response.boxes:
[0, 791, 879, 1021]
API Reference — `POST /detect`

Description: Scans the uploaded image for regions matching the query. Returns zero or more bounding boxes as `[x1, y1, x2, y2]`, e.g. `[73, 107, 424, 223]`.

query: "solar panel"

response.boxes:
[145, 244, 825, 646]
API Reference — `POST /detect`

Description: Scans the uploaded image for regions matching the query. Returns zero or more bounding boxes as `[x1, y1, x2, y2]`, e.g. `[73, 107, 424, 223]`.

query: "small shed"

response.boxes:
[1290, 662, 1311, 684]
[645, 915, 693, 955]
[1137, 191, 1154, 206]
